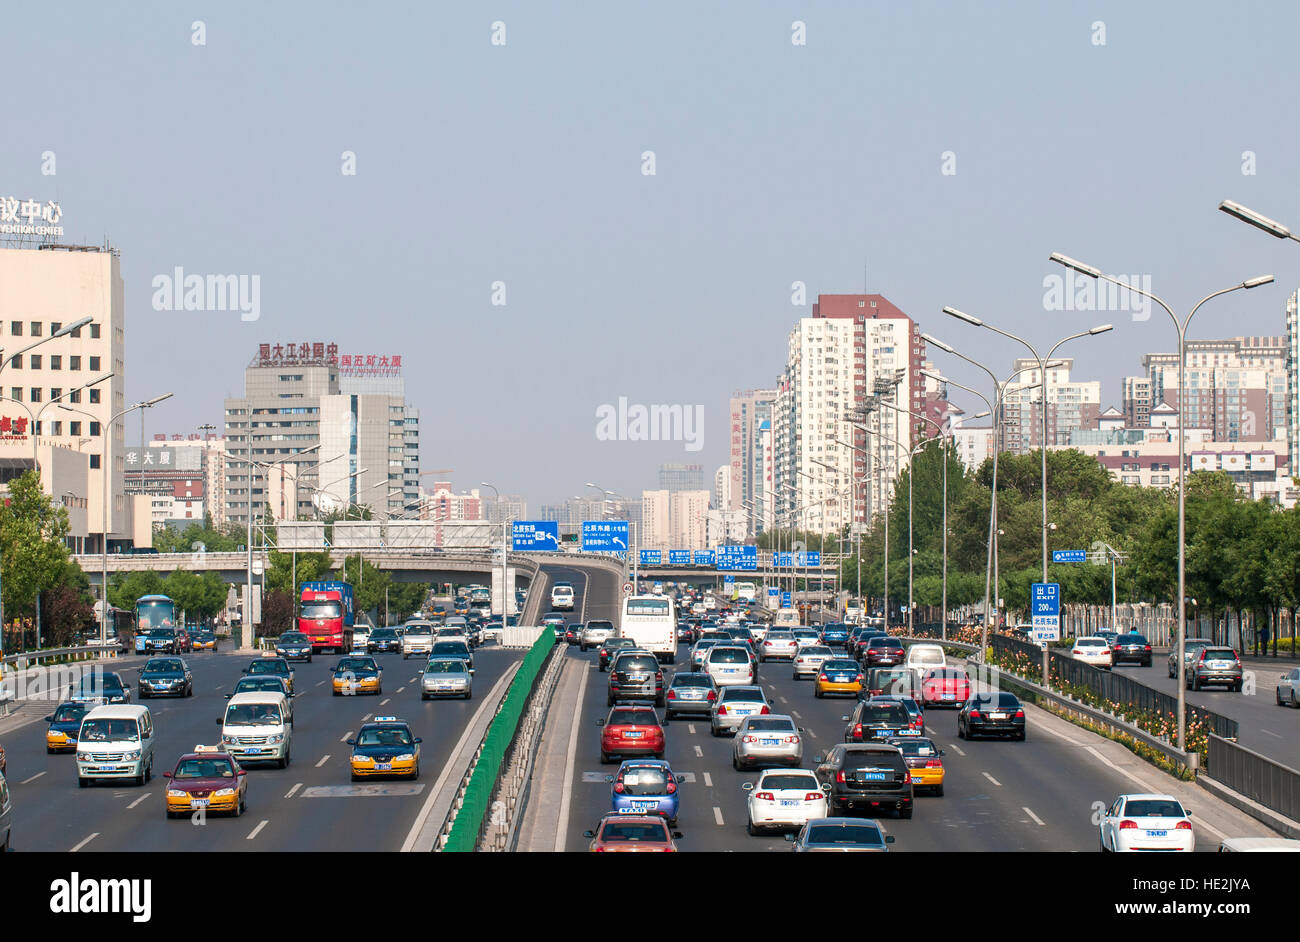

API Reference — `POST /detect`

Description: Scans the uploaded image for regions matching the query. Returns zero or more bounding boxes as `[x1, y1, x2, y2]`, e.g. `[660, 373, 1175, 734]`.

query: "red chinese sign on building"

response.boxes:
[0, 416, 30, 439]
[255, 343, 402, 376]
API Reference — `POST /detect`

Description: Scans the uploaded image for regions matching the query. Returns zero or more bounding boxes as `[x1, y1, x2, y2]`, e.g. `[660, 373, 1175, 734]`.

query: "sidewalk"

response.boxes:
[514, 655, 587, 852]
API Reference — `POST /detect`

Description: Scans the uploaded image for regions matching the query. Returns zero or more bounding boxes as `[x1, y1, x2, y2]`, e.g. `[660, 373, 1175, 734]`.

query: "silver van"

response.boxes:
[76, 704, 156, 786]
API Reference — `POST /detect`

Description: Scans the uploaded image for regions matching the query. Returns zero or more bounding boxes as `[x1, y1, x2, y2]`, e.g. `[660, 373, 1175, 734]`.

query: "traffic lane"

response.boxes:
[1111, 659, 1300, 768]
[9, 646, 522, 851]
[539, 563, 622, 626]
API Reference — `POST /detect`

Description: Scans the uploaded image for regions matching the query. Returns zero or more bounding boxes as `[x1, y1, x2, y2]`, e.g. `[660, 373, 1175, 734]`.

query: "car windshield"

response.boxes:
[279, 633, 309, 643]
[611, 709, 659, 726]
[358, 727, 413, 747]
[806, 823, 883, 846]
[1125, 799, 1185, 818]
[174, 758, 235, 779]
[371, 629, 398, 640]
[405, 626, 433, 636]
[53, 704, 88, 723]
[761, 773, 818, 791]
[300, 600, 341, 619]
[145, 659, 183, 673]
[146, 628, 175, 639]
[225, 704, 282, 726]
[426, 661, 466, 674]
[247, 661, 286, 675]
[337, 658, 376, 673]
[599, 821, 669, 842]
[79, 718, 138, 742]
[744, 718, 795, 732]
[708, 648, 749, 664]
[619, 767, 668, 794]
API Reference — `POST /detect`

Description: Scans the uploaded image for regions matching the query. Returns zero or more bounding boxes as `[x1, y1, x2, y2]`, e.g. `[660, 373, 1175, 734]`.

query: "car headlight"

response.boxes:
[267, 733, 284, 744]
[222, 735, 236, 744]
[123, 750, 141, 760]
[393, 753, 415, 762]
[167, 789, 187, 798]
[213, 788, 236, 797]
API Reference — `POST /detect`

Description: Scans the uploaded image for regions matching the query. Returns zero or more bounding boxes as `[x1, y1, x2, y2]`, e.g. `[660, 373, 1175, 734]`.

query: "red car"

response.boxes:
[597, 704, 665, 764]
[163, 746, 248, 818]
[920, 668, 971, 708]
[863, 637, 906, 667]
[584, 812, 680, 852]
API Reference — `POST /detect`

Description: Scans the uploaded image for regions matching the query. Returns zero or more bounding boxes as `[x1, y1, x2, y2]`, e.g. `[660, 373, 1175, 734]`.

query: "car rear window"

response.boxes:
[799, 646, 833, 657]
[892, 739, 939, 757]
[1117, 634, 1147, 644]
[587, 621, 614, 630]
[619, 767, 668, 794]
[871, 638, 903, 649]
[612, 709, 659, 726]
[762, 773, 819, 791]
[823, 660, 859, 673]
[708, 648, 749, 664]
[670, 674, 712, 687]
[970, 692, 1020, 709]
[1076, 639, 1108, 647]
[720, 687, 763, 702]
[926, 669, 966, 681]
[842, 749, 905, 771]
[600, 821, 669, 842]
[805, 823, 884, 846]
[614, 655, 658, 672]
[745, 718, 795, 732]
[859, 703, 909, 724]
[1203, 649, 1238, 660]
[766, 632, 795, 640]
[1124, 799, 1185, 818]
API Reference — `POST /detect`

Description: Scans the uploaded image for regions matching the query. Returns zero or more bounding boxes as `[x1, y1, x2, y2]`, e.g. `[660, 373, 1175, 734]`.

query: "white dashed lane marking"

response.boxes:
[694, 745, 703, 757]
[127, 792, 151, 809]
[948, 743, 966, 756]
[70, 833, 98, 852]
[1023, 806, 1045, 826]
[19, 771, 45, 785]
[703, 772, 713, 787]
[285, 783, 303, 799]
[315, 755, 330, 768]
[246, 820, 269, 840]
[983, 772, 1002, 787]
[713, 807, 725, 826]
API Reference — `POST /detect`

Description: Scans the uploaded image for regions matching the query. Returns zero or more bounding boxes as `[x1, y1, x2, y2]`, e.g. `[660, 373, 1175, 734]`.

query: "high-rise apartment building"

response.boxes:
[728, 388, 776, 526]
[1000, 358, 1102, 452]
[1121, 376, 1153, 429]
[1143, 336, 1288, 441]
[1286, 292, 1299, 472]
[640, 488, 710, 552]
[658, 463, 704, 492]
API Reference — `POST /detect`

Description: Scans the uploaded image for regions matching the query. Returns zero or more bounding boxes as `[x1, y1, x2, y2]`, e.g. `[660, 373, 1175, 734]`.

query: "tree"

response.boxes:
[0, 472, 75, 619]
[152, 514, 242, 553]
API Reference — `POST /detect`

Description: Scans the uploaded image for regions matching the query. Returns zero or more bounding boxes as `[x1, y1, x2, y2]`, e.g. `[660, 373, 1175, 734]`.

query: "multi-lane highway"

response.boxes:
[534, 580, 1279, 853]
[1, 645, 523, 852]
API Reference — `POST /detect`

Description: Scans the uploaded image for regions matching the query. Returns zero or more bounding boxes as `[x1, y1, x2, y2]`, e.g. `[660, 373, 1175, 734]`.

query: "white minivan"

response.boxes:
[551, 583, 575, 611]
[219, 692, 292, 768]
[703, 645, 756, 687]
[76, 704, 156, 786]
[905, 643, 947, 673]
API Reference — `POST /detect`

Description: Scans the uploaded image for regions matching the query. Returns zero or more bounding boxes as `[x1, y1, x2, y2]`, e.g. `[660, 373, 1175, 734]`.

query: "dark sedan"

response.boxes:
[1111, 633, 1152, 667]
[138, 657, 194, 698]
[957, 691, 1026, 741]
[862, 637, 906, 668]
[787, 817, 896, 852]
[274, 631, 314, 662]
[367, 627, 402, 654]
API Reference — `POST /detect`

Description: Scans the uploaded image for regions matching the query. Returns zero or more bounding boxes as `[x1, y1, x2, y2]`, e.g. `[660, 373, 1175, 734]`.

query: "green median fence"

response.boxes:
[442, 629, 556, 852]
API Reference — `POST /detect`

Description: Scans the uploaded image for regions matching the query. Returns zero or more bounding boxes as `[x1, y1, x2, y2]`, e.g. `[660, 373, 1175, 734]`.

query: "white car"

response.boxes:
[904, 643, 946, 672]
[743, 768, 828, 834]
[400, 622, 435, 659]
[792, 645, 835, 679]
[733, 714, 804, 770]
[747, 623, 769, 643]
[703, 645, 756, 688]
[551, 584, 575, 611]
[1071, 637, 1114, 669]
[1099, 794, 1195, 853]
[759, 630, 799, 662]
[791, 628, 820, 649]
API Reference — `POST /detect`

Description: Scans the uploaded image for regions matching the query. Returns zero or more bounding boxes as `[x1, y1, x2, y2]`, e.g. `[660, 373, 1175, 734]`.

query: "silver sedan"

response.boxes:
[689, 639, 720, 671]
[733, 715, 804, 770]
[792, 645, 835, 680]
[759, 631, 800, 662]
[710, 685, 770, 736]
[421, 658, 472, 699]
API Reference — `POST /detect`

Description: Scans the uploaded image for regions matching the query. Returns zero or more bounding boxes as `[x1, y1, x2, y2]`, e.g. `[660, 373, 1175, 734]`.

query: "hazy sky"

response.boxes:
[5, 2, 1299, 510]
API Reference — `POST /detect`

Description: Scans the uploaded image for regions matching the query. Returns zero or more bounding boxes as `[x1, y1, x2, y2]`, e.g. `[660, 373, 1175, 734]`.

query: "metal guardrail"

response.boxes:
[1206, 734, 1300, 823]
[1, 643, 124, 669]
[990, 634, 1239, 743]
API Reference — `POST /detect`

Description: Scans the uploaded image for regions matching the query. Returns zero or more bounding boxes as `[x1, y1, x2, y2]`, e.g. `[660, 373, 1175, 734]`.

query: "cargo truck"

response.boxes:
[299, 581, 355, 654]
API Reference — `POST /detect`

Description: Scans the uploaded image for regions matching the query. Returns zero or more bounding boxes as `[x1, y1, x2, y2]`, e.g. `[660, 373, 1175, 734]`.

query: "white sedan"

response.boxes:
[744, 769, 828, 835]
[1071, 637, 1113, 669]
[1099, 794, 1195, 852]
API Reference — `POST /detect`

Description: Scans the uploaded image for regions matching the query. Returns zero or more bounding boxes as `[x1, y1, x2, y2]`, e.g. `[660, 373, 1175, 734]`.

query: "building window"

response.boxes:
[51, 421, 62, 435]
[69, 389, 80, 403]
[88, 356, 100, 371]
[51, 321, 61, 334]
[9, 321, 20, 336]
[29, 355, 40, 370]
[50, 355, 61, 370]
[8, 388, 18, 401]
[90, 323, 101, 339]
[89, 422, 101, 436]
[89, 389, 100, 404]
[70, 421, 81, 435]
[50, 388, 62, 401]
[89, 454, 101, 469]
[30, 388, 41, 403]
[9, 355, 19, 369]
[29, 321, 41, 337]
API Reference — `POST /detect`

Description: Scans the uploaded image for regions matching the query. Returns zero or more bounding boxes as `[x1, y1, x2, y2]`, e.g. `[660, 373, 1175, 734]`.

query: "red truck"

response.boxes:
[299, 581, 355, 654]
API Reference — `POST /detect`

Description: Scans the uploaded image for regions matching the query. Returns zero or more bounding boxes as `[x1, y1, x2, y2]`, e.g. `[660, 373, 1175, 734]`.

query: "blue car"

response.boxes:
[607, 759, 681, 826]
[820, 623, 850, 648]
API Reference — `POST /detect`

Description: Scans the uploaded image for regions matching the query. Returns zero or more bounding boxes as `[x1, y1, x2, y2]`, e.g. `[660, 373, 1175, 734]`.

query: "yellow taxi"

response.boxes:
[331, 655, 382, 696]
[347, 718, 421, 780]
[163, 745, 248, 817]
[889, 736, 946, 796]
[45, 701, 91, 753]
[814, 658, 864, 698]
[191, 630, 218, 652]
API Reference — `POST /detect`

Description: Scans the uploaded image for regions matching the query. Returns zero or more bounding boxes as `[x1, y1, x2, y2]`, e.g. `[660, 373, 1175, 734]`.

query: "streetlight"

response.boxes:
[99, 393, 173, 645]
[480, 482, 510, 618]
[1217, 200, 1300, 242]
[0, 316, 94, 372]
[944, 306, 1112, 587]
[1049, 252, 1272, 751]
[831, 437, 877, 623]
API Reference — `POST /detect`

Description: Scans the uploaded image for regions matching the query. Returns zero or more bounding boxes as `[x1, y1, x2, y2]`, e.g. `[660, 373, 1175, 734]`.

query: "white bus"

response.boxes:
[620, 595, 677, 662]
[735, 582, 758, 603]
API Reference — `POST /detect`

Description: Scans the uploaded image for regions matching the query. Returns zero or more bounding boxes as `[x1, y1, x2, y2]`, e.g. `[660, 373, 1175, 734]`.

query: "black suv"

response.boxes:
[1111, 633, 1152, 667]
[814, 744, 913, 818]
[958, 691, 1026, 740]
[367, 628, 402, 654]
[608, 651, 666, 707]
[843, 700, 915, 743]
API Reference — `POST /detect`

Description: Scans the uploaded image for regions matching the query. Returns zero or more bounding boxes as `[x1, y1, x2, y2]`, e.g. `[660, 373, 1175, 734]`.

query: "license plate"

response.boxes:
[682, 691, 702, 699]
[629, 675, 648, 682]
[942, 694, 955, 700]
[989, 712, 1006, 720]
[1211, 662, 1232, 670]
[376, 763, 392, 771]
[1147, 830, 1167, 837]
[244, 748, 264, 754]
[723, 668, 738, 674]
[779, 799, 799, 807]
[761, 739, 779, 746]
[874, 729, 893, 737]
[834, 675, 849, 682]
[861, 772, 887, 781]
[631, 801, 655, 811]
[736, 709, 753, 716]
[190, 799, 208, 809]
[625, 731, 644, 739]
